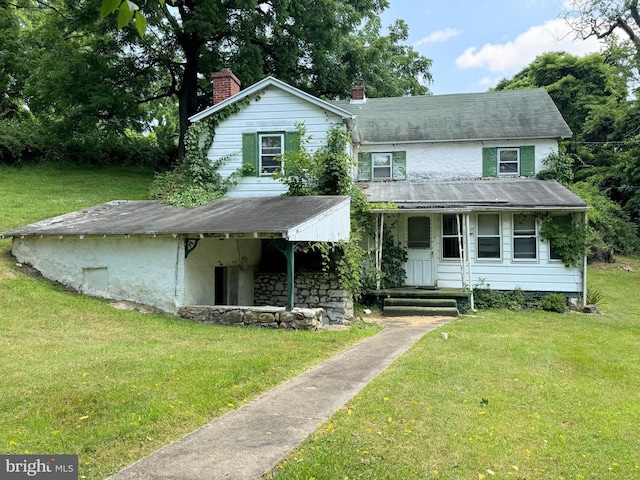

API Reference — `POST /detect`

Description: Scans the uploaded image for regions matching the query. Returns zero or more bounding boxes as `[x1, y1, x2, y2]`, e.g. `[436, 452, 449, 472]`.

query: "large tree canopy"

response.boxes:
[6, 0, 432, 159]
[496, 50, 640, 257]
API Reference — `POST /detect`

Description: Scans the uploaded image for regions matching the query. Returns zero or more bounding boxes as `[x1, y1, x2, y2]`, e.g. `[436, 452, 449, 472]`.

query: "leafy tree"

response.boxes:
[496, 50, 640, 257]
[95, 0, 432, 158]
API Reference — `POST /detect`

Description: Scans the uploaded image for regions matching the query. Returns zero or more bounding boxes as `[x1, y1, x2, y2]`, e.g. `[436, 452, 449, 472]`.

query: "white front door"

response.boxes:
[404, 215, 434, 286]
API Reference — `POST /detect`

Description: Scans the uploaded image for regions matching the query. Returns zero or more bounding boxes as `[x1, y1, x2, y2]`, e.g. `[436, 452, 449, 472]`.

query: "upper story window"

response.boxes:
[259, 133, 284, 175]
[242, 131, 299, 177]
[358, 151, 406, 181]
[513, 214, 537, 260]
[372, 153, 392, 179]
[498, 148, 519, 175]
[477, 213, 501, 259]
[482, 146, 535, 177]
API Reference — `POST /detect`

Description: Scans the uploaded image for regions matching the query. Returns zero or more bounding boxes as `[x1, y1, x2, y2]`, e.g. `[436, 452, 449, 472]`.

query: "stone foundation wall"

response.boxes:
[178, 305, 324, 330]
[254, 273, 353, 324]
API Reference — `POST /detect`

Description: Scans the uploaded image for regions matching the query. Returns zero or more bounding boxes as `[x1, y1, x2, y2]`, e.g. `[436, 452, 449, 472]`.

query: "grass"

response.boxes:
[269, 258, 640, 480]
[0, 163, 380, 479]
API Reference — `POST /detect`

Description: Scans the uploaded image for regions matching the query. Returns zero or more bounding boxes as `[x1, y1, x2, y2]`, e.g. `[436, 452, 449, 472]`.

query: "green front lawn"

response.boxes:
[270, 258, 640, 480]
[0, 164, 379, 479]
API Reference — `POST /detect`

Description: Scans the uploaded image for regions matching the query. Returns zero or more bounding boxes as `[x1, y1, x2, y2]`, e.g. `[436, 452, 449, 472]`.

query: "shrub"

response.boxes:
[473, 285, 529, 311]
[540, 294, 567, 313]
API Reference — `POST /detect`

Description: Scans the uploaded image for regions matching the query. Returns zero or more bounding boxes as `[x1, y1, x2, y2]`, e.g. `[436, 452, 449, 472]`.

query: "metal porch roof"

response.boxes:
[0, 196, 351, 242]
[363, 178, 587, 212]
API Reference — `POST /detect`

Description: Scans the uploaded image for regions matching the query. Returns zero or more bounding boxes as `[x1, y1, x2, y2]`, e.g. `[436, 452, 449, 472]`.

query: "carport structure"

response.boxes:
[1, 196, 351, 313]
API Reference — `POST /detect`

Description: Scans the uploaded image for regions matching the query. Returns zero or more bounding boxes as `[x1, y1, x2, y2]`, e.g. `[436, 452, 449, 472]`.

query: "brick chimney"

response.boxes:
[350, 85, 366, 104]
[212, 69, 241, 104]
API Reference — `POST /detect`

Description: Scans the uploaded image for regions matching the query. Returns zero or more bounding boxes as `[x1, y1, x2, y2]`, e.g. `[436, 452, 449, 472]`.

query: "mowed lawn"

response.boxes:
[270, 259, 640, 480]
[0, 164, 379, 479]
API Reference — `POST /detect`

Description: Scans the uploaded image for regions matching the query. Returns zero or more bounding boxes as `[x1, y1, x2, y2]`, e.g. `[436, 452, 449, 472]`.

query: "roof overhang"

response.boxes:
[189, 76, 355, 123]
[363, 179, 588, 213]
[0, 196, 351, 243]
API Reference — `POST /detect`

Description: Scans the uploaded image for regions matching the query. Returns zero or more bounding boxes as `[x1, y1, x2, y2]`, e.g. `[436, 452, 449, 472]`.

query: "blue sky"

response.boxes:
[381, 0, 605, 94]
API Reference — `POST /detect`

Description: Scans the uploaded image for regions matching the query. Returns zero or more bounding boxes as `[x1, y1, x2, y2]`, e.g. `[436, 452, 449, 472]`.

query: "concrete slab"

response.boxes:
[108, 317, 451, 480]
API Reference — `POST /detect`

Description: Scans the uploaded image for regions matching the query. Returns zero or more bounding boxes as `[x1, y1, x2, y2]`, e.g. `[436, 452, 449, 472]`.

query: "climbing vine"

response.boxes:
[149, 97, 252, 207]
[538, 213, 588, 268]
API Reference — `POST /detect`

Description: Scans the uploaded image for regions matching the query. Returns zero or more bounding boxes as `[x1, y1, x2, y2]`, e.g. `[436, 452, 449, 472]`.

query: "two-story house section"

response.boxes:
[190, 72, 587, 303]
[329, 88, 587, 300]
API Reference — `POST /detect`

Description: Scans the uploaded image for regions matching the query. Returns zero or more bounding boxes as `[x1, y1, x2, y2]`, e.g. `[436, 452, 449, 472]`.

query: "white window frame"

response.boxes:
[259, 133, 284, 176]
[372, 153, 392, 179]
[498, 148, 520, 176]
[476, 213, 501, 260]
[442, 214, 463, 260]
[513, 213, 538, 261]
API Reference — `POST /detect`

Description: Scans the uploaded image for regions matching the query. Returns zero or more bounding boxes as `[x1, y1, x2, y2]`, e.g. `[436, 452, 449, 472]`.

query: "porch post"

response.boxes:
[466, 213, 475, 310]
[286, 241, 295, 310]
[456, 213, 466, 289]
[582, 211, 588, 308]
[375, 213, 384, 290]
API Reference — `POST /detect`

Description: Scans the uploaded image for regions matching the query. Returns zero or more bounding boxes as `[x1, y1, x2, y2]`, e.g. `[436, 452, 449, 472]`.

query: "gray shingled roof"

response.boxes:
[330, 88, 572, 144]
[363, 179, 587, 211]
[0, 196, 350, 239]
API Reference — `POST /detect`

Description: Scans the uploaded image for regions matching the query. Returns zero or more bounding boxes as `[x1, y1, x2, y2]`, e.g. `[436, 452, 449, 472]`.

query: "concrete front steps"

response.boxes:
[374, 288, 471, 317]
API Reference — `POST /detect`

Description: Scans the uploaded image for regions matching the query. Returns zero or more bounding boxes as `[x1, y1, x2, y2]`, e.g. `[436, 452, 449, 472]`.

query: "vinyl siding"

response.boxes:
[379, 213, 583, 295]
[205, 86, 347, 197]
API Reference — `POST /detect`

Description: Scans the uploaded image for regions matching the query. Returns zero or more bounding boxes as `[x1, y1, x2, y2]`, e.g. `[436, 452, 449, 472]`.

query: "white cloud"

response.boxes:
[455, 18, 603, 74]
[415, 28, 461, 46]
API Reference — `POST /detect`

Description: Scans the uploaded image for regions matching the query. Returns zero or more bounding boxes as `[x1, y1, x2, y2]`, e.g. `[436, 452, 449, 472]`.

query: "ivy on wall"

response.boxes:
[149, 97, 252, 207]
[538, 214, 588, 267]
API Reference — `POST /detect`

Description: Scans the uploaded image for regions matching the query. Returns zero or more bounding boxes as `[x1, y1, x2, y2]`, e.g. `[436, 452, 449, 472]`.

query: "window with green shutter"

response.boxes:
[242, 131, 299, 177]
[482, 146, 535, 177]
[357, 151, 406, 181]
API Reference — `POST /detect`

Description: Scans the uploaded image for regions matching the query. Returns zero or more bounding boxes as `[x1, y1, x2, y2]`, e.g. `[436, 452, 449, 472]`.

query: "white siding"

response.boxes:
[379, 212, 583, 295]
[206, 86, 348, 197]
[11, 235, 182, 312]
[357, 139, 559, 180]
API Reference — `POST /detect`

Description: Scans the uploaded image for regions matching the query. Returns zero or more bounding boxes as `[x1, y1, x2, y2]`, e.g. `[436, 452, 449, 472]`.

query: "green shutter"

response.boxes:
[242, 133, 258, 177]
[284, 131, 300, 153]
[482, 147, 498, 177]
[520, 145, 535, 176]
[392, 151, 406, 180]
[358, 152, 372, 181]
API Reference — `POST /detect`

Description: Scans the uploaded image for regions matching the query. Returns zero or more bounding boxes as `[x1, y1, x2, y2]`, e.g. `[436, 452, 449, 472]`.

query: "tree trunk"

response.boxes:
[177, 44, 201, 159]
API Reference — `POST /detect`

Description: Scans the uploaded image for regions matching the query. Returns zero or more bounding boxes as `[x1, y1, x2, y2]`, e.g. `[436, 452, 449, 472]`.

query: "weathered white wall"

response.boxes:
[379, 212, 583, 295]
[207, 86, 348, 197]
[183, 237, 261, 306]
[11, 235, 182, 312]
[357, 139, 559, 180]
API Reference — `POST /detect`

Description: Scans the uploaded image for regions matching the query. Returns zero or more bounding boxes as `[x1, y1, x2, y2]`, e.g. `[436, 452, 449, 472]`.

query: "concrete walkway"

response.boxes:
[109, 317, 451, 480]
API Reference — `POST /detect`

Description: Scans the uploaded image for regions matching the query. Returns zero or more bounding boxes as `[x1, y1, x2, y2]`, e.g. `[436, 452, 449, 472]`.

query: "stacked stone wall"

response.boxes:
[254, 273, 353, 324]
[178, 306, 324, 330]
